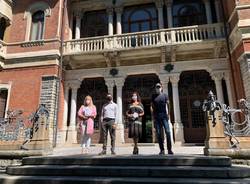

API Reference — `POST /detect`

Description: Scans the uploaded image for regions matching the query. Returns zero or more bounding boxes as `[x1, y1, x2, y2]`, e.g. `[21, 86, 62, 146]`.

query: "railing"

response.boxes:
[203, 91, 250, 148]
[63, 23, 225, 54]
[0, 105, 49, 150]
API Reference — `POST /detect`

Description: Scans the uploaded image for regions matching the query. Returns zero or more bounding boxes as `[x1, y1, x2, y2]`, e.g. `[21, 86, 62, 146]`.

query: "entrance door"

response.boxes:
[0, 89, 8, 118]
[77, 78, 108, 143]
[179, 71, 215, 143]
[123, 74, 160, 143]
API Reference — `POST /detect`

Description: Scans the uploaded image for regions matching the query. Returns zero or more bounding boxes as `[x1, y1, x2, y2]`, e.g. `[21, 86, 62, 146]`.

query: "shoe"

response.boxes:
[111, 150, 116, 155]
[98, 150, 106, 155]
[159, 150, 165, 155]
[168, 150, 174, 155]
[133, 147, 139, 155]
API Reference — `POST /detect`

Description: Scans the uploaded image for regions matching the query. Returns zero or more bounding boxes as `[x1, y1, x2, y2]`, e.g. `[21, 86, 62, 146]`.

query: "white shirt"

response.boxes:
[101, 101, 118, 124]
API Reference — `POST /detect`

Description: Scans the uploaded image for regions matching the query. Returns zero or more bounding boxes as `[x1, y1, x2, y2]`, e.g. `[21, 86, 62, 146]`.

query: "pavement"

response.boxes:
[52, 144, 204, 156]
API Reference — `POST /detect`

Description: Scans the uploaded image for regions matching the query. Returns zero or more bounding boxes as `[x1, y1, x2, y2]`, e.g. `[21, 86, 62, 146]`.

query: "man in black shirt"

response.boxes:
[151, 83, 173, 155]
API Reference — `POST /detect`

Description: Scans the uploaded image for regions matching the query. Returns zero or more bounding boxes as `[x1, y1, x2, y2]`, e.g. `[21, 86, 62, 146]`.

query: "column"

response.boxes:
[74, 9, 82, 39]
[203, 0, 212, 24]
[211, 72, 225, 104]
[107, 7, 114, 36]
[224, 72, 234, 107]
[159, 74, 174, 145]
[170, 74, 184, 144]
[214, 0, 222, 22]
[69, 13, 74, 40]
[105, 78, 115, 96]
[63, 85, 69, 127]
[165, 0, 173, 28]
[115, 7, 123, 35]
[67, 81, 81, 144]
[155, 0, 164, 29]
[115, 78, 125, 144]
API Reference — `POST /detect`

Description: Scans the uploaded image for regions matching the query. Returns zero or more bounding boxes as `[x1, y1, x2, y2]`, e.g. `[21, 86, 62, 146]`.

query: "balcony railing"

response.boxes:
[63, 23, 225, 55]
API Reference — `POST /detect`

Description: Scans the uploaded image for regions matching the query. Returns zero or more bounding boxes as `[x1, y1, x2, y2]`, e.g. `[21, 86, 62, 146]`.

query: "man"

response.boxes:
[151, 83, 174, 155]
[99, 93, 118, 155]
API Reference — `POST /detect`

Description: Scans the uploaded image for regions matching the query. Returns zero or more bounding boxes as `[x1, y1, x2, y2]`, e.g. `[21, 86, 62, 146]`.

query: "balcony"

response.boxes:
[63, 23, 227, 69]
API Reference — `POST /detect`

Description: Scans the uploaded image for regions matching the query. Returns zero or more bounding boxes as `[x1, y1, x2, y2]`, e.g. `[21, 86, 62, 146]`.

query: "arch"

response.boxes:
[123, 73, 160, 143]
[24, 1, 51, 41]
[0, 84, 11, 118]
[178, 70, 215, 143]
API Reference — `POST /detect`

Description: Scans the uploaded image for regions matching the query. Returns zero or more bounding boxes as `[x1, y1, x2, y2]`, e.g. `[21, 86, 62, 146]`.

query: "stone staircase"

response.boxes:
[1, 155, 250, 184]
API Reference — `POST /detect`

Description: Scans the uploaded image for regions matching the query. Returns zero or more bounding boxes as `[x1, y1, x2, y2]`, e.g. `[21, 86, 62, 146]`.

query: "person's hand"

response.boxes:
[112, 124, 117, 129]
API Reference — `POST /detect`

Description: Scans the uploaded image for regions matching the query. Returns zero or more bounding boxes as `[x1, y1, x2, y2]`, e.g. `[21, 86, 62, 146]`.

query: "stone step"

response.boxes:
[6, 165, 250, 178]
[22, 155, 232, 167]
[0, 175, 250, 184]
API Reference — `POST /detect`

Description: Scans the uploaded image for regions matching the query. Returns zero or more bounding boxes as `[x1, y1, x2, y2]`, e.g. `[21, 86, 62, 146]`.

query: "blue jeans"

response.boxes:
[155, 116, 172, 151]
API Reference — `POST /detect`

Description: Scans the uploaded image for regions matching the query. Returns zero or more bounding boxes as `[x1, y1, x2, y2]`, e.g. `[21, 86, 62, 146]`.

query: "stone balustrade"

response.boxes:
[63, 23, 225, 55]
[0, 40, 6, 58]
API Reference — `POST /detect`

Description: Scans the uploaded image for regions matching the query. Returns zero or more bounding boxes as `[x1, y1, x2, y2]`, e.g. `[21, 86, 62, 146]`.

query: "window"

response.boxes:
[173, 0, 206, 27]
[24, 2, 51, 41]
[30, 10, 45, 40]
[0, 18, 7, 40]
[81, 10, 108, 38]
[0, 89, 8, 118]
[122, 4, 158, 33]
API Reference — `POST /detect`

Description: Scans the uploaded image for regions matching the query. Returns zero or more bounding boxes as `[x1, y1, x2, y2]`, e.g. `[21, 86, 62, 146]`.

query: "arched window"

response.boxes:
[30, 10, 45, 40]
[0, 89, 8, 118]
[24, 1, 51, 41]
[81, 10, 108, 38]
[122, 4, 158, 33]
[0, 18, 7, 40]
[173, 0, 206, 27]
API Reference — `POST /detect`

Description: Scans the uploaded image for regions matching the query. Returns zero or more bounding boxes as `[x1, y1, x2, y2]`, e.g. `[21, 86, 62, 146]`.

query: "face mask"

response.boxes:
[85, 100, 90, 105]
[156, 88, 161, 94]
[132, 95, 137, 101]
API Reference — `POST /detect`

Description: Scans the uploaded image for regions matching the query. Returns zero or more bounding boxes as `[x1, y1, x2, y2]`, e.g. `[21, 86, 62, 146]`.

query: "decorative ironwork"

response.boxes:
[203, 91, 250, 148]
[0, 105, 49, 149]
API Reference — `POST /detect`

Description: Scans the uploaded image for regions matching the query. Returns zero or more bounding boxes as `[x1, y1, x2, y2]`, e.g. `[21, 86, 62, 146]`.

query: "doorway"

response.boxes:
[179, 70, 216, 143]
[123, 74, 160, 143]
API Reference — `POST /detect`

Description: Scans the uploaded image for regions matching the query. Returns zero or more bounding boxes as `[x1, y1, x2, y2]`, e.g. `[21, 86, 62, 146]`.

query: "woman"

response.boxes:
[126, 92, 144, 154]
[78, 95, 97, 154]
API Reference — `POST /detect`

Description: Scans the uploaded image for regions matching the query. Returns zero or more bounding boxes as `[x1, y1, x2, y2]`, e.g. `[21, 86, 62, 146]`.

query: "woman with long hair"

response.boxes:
[126, 92, 144, 154]
[78, 95, 97, 154]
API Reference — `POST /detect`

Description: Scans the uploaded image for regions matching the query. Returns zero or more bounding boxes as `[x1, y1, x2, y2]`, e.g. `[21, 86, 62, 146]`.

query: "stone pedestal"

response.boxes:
[204, 111, 233, 155]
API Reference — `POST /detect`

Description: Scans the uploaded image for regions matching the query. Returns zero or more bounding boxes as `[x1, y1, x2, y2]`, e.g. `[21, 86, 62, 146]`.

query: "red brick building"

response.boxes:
[0, 0, 250, 149]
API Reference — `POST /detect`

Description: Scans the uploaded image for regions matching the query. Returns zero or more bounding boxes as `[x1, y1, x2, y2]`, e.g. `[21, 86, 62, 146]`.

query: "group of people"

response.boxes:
[77, 83, 173, 155]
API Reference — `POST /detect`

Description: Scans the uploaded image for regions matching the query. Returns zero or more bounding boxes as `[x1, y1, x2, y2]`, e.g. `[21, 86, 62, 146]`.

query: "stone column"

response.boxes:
[115, 7, 123, 34]
[107, 7, 114, 36]
[214, 0, 222, 22]
[105, 78, 115, 96]
[203, 0, 212, 24]
[170, 74, 184, 144]
[61, 84, 69, 144]
[165, 0, 173, 28]
[155, 0, 164, 29]
[67, 81, 81, 144]
[159, 74, 174, 145]
[115, 78, 125, 144]
[211, 72, 225, 104]
[75, 9, 82, 39]
[224, 72, 234, 107]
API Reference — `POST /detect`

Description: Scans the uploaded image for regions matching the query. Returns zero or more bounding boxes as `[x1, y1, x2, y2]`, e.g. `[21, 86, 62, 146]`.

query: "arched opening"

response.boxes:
[30, 10, 45, 40]
[173, 0, 206, 27]
[123, 74, 160, 143]
[0, 89, 8, 118]
[0, 18, 7, 40]
[122, 4, 158, 33]
[179, 70, 215, 143]
[77, 78, 108, 143]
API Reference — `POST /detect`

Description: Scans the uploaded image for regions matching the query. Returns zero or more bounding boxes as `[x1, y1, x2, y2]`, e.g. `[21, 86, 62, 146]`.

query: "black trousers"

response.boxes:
[102, 119, 116, 151]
